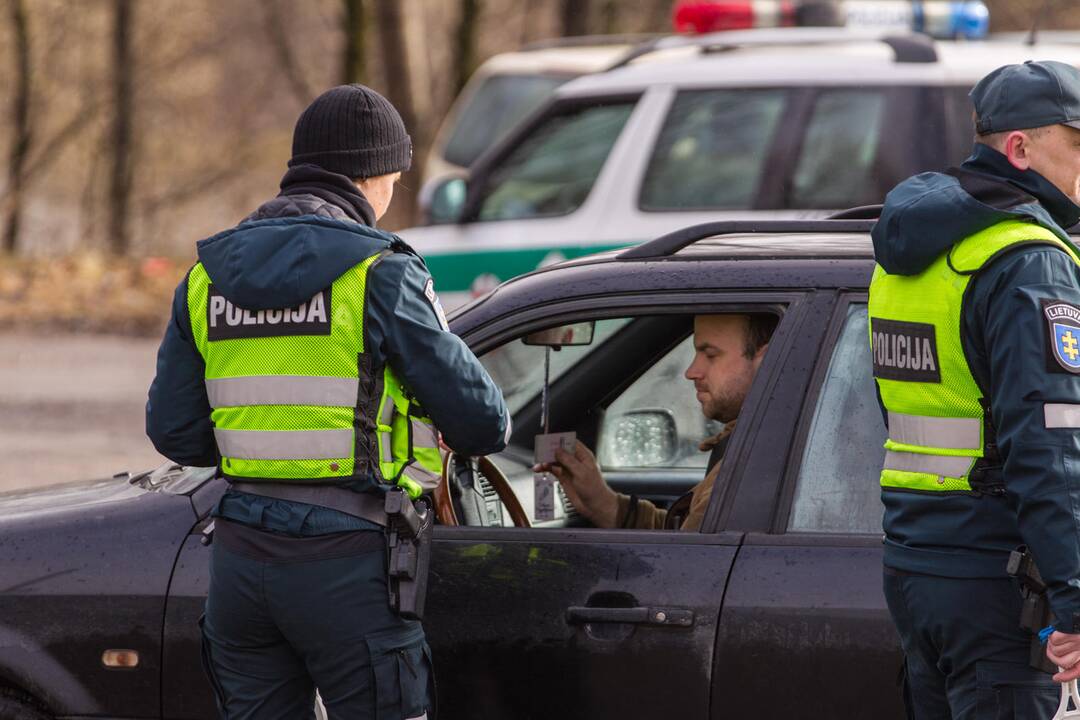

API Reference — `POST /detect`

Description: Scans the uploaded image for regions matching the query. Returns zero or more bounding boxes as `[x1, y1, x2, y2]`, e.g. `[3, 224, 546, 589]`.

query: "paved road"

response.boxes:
[0, 333, 166, 493]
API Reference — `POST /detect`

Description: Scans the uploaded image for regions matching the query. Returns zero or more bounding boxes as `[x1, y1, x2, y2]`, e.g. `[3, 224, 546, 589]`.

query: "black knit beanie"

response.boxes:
[289, 84, 412, 179]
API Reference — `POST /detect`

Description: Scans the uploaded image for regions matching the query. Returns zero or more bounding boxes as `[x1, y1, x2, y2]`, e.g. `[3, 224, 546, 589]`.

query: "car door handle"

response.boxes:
[565, 606, 694, 627]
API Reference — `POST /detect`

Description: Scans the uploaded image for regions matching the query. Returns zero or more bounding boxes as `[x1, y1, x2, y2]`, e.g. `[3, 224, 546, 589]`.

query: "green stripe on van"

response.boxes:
[424, 245, 629, 293]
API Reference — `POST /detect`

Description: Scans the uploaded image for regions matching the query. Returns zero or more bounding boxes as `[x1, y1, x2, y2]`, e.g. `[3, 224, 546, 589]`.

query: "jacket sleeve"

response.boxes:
[366, 252, 510, 456]
[968, 247, 1080, 631]
[145, 272, 219, 467]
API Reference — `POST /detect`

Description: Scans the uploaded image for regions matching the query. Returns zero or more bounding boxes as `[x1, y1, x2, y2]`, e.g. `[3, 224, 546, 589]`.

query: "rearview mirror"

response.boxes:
[522, 321, 595, 348]
[599, 409, 678, 468]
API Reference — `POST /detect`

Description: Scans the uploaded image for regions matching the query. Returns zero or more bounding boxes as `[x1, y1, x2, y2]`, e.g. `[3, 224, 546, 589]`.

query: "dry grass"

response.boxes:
[0, 254, 188, 337]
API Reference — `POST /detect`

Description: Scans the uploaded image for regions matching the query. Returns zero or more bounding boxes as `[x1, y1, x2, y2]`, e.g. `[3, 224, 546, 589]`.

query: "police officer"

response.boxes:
[870, 61, 1080, 718]
[146, 85, 510, 719]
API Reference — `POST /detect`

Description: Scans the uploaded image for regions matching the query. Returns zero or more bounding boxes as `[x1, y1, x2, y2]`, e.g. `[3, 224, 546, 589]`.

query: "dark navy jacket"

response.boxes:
[146, 166, 510, 534]
[873, 144, 1080, 630]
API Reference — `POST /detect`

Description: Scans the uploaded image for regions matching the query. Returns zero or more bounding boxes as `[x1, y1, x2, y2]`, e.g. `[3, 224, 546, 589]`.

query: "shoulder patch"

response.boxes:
[424, 278, 450, 332]
[1043, 299, 1080, 373]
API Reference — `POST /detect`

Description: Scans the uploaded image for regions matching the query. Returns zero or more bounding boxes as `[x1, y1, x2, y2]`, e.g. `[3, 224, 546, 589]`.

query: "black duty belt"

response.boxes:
[230, 481, 387, 527]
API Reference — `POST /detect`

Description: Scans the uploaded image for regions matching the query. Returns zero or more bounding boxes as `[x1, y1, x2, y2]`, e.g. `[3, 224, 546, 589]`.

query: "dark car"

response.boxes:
[0, 220, 905, 719]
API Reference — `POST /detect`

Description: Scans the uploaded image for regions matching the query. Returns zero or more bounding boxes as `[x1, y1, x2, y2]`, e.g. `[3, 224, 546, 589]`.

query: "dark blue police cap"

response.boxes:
[972, 60, 1080, 135]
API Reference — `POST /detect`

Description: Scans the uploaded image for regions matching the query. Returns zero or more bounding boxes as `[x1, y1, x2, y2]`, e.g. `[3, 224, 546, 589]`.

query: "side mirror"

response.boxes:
[598, 409, 678, 468]
[522, 321, 595, 348]
[420, 173, 468, 225]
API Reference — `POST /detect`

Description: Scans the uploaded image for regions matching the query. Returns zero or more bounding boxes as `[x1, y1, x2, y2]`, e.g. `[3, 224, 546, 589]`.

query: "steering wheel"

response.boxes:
[434, 452, 531, 528]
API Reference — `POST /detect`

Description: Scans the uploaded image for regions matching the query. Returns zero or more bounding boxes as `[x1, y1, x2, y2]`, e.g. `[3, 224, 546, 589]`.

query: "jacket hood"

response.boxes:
[195, 215, 397, 310]
[872, 143, 1080, 275]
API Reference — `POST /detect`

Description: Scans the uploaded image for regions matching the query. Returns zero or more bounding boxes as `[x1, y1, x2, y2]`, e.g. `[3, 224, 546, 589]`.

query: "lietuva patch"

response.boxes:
[206, 285, 332, 341]
[1043, 299, 1080, 373]
[870, 318, 941, 382]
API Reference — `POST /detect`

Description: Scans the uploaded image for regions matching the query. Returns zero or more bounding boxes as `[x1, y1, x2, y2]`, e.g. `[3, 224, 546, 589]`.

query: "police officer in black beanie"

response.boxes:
[147, 85, 510, 719]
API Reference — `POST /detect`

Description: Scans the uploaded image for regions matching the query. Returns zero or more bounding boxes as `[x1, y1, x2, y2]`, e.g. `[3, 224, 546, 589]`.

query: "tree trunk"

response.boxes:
[4, 0, 32, 254]
[108, 0, 135, 255]
[560, 0, 590, 37]
[600, 0, 619, 34]
[263, 0, 315, 105]
[372, 0, 418, 226]
[453, 0, 481, 95]
[342, 0, 367, 84]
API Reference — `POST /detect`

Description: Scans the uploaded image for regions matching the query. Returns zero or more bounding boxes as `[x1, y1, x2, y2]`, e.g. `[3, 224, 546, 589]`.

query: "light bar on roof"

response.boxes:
[672, 0, 990, 39]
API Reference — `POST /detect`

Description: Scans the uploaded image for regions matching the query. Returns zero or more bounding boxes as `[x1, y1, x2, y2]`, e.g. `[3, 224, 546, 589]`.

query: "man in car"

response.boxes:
[869, 60, 1080, 717]
[146, 85, 509, 719]
[537, 313, 775, 531]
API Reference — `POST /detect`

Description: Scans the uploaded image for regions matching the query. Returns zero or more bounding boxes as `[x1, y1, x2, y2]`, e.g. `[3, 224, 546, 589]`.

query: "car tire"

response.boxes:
[0, 688, 51, 720]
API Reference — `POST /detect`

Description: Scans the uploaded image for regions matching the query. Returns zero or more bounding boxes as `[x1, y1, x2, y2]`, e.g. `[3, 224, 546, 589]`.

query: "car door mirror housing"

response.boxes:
[600, 409, 678, 467]
[522, 321, 595, 348]
[420, 173, 469, 225]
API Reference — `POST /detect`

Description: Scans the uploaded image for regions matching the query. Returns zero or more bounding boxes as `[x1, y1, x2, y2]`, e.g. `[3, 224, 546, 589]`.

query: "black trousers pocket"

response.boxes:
[366, 624, 432, 720]
[975, 660, 1058, 720]
[198, 613, 230, 720]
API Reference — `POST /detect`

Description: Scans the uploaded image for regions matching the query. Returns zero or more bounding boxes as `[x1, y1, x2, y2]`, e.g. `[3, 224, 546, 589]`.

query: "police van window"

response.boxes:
[788, 304, 886, 534]
[442, 74, 567, 168]
[639, 89, 787, 211]
[790, 90, 886, 209]
[477, 101, 636, 221]
[945, 84, 976, 164]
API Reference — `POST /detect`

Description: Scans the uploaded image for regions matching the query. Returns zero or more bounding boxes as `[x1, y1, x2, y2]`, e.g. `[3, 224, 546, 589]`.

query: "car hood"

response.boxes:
[0, 465, 215, 522]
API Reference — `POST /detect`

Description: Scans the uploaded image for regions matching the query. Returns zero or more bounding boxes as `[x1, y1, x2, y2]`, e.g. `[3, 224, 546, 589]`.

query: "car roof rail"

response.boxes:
[605, 27, 937, 71]
[617, 219, 876, 260]
[827, 204, 884, 219]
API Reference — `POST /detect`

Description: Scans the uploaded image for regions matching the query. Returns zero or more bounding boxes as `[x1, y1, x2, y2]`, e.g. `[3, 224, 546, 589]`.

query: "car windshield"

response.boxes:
[443, 73, 568, 168]
[477, 100, 637, 221]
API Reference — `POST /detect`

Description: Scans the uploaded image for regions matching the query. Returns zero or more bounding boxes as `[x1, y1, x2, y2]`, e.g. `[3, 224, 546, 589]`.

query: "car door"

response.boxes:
[426, 291, 816, 719]
[711, 296, 905, 718]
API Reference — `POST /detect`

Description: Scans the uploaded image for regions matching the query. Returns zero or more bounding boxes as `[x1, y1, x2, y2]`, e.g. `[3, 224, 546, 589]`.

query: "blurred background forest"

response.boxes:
[0, 0, 1078, 335]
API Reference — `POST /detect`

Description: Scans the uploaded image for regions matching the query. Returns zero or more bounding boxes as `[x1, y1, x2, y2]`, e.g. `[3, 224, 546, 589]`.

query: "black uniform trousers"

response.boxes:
[884, 568, 1058, 719]
[200, 519, 432, 720]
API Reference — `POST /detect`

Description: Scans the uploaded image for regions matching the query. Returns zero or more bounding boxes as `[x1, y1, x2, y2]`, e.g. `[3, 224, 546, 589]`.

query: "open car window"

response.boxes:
[471, 309, 781, 530]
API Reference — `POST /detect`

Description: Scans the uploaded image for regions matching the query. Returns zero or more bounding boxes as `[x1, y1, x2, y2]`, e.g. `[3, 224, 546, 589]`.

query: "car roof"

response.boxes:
[471, 44, 633, 77]
[450, 228, 877, 333]
[554, 31, 1080, 96]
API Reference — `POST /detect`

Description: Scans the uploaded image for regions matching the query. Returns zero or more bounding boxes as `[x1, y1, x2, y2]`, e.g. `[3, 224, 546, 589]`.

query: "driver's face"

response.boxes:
[684, 315, 766, 424]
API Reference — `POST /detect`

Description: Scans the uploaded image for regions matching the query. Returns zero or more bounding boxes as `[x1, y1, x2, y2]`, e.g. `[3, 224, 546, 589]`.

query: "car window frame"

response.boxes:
[460, 93, 644, 224]
[770, 292, 885, 542]
[455, 288, 812, 537]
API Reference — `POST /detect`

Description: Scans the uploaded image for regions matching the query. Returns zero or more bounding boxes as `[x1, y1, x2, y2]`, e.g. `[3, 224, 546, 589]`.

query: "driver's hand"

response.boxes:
[535, 440, 619, 528]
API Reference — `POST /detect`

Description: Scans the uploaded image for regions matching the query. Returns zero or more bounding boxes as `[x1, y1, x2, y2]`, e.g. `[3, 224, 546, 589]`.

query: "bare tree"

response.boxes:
[453, 0, 481, 95]
[4, 0, 32, 254]
[560, 0, 590, 37]
[373, 0, 419, 225]
[342, 0, 367, 84]
[108, 0, 135, 255]
[263, 0, 316, 105]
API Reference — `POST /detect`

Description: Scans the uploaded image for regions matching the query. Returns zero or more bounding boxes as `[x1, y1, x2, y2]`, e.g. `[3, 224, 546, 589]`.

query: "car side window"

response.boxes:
[598, 335, 722, 470]
[787, 304, 886, 534]
[476, 101, 636, 221]
[639, 89, 787, 211]
[790, 90, 886, 209]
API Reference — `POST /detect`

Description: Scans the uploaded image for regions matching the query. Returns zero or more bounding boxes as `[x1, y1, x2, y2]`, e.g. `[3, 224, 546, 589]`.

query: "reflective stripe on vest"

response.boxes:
[214, 428, 355, 460]
[870, 220, 1080, 493]
[206, 376, 358, 408]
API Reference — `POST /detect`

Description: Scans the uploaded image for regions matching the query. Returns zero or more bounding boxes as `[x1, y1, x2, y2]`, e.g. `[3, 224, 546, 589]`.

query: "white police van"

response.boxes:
[403, 1, 1080, 309]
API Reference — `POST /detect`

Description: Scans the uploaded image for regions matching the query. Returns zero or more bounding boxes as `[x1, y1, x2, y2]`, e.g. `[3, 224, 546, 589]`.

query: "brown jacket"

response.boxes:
[613, 422, 734, 531]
